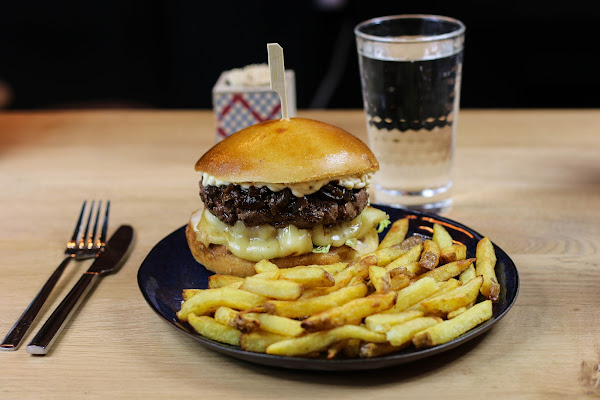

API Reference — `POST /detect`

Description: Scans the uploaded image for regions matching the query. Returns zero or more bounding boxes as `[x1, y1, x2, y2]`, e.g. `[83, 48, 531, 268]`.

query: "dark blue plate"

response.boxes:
[137, 205, 519, 371]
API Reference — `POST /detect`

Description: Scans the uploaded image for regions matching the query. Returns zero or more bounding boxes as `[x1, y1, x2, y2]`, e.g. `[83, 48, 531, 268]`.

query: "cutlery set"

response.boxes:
[1, 201, 134, 355]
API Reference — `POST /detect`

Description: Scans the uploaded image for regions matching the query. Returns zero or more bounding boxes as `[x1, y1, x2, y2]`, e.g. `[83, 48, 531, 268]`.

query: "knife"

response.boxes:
[26, 225, 135, 355]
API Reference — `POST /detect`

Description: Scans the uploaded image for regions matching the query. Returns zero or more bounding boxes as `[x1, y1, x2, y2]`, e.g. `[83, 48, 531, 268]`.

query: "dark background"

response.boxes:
[0, 0, 597, 110]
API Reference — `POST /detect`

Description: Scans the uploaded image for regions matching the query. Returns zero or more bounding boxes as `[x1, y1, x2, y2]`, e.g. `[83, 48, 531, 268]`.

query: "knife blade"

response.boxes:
[26, 225, 135, 355]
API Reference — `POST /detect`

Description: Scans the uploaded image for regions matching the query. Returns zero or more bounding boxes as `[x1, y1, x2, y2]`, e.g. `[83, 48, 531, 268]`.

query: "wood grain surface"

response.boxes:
[0, 110, 599, 399]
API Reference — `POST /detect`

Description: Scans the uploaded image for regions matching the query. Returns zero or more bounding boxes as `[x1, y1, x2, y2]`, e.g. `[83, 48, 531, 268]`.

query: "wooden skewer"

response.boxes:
[267, 43, 289, 120]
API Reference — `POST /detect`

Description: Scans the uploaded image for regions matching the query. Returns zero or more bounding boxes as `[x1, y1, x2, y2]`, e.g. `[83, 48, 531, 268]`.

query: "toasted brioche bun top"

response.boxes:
[195, 117, 378, 184]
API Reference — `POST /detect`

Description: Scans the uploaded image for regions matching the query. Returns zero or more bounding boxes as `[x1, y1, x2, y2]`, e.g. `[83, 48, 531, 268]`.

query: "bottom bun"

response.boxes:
[185, 221, 379, 277]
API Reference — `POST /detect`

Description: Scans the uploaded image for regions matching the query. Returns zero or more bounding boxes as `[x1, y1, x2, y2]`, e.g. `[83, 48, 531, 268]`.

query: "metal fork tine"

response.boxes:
[68, 201, 87, 253]
[88, 200, 101, 250]
[98, 200, 110, 249]
[79, 200, 94, 250]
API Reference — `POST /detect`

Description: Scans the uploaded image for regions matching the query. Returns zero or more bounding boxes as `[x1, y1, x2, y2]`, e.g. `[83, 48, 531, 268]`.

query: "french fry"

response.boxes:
[177, 287, 267, 321]
[243, 313, 304, 337]
[239, 275, 303, 300]
[385, 277, 439, 313]
[369, 265, 391, 293]
[439, 244, 467, 264]
[389, 271, 410, 291]
[394, 235, 424, 253]
[364, 310, 424, 333]
[254, 259, 279, 273]
[266, 325, 386, 356]
[432, 223, 454, 249]
[447, 302, 475, 319]
[207, 274, 245, 289]
[414, 258, 475, 283]
[278, 267, 334, 287]
[229, 310, 263, 333]
[407, 279, 461, 313]
[187, 314, 241, 346]
[326, 340, 349, 359]
[419, 240, 441, 270]
[476, 237, 500, 301]
[359, 342, 406, 358]
[459, 264, 477, 284]
[182, 288, 202, 301]
[307, 262, 348, 275]
[265, 282, 368, 318]
[386, 317, 443, 347]
[412, 300, 493, 349]
[301, 291, 397, 331]
[378, 217, 409, 248]
[385, 244, 424, 272]
[388, 261, 427, 278]
[240, 331, 288, 353]
[421, 276, 483, 315]
[213, 306, 240, 327]
[302, 255, 375, 298]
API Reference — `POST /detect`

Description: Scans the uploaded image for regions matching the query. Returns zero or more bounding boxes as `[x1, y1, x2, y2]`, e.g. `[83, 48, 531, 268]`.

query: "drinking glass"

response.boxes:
[355, 15, 465, 213]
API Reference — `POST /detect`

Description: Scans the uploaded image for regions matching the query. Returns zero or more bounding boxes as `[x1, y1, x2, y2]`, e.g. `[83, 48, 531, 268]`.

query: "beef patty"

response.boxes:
[200, 182, 369, 229]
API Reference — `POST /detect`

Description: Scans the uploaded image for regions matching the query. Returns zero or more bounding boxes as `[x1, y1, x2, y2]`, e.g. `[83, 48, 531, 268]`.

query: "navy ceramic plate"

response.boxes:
[138, 205, 519, 371]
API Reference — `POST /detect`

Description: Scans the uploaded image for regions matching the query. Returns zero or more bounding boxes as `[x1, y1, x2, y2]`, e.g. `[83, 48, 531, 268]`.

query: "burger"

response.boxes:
[186, 117, 389, 277]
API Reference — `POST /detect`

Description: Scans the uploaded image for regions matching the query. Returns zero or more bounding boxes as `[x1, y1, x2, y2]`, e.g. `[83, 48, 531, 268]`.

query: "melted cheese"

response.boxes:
[193, 206, 388, 262]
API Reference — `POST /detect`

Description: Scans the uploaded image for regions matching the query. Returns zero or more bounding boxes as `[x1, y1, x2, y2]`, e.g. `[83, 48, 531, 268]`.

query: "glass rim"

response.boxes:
[354, 14, 466, 43]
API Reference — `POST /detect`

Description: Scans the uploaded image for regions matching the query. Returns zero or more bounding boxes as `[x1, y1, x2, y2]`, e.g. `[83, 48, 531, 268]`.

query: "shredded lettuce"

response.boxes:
[376, 219, 391, 233]
[312, 245, 331, 254]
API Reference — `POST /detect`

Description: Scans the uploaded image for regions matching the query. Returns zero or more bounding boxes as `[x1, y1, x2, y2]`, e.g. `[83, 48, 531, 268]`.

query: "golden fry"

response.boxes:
[243, 313, 304, 337]
[447, 301, 475, 319]
[213, 306, 240, 327]
[266, 325, 386, 356]
[378, 217, 409, 248]
[389, 271, 410, 291]
[386, 317, 443, 347]
[301, 291, 397, 331]
[278, 267, 335, 287]
[413, 300, 493, 349]
[385, 277, 439, 313]
[254, 259, 279, 274]
[207, 274, 244, 289]
[364, 310, 424, 333]
[439, 244, 467, 264]
[476, 237, 500, 302]
[240, 331, 288, 353]
[187, 314, 241, 346]
[182, 288, 202, 301]
[265, 282, 368, 318]
[459, 264, 477, 284]
[414, 258, 475, 283]
[388, 261, 427, 278]
[407, 279, 461, 313]
[369, 265, 391, 293]
[421, 276, 483, 315]
[239, 275, 303, 300]
[432, 223, 454, 249]
[419, 240, 441, 270]
[307, 262, 348, 275]
[359, 342, 407, 358]
[177, 287, 266, 321]
[385, 244, 424, 272]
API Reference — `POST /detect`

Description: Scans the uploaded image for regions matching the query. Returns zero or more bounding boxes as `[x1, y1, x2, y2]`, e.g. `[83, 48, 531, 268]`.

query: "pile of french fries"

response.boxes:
[177, 218, 501, 359]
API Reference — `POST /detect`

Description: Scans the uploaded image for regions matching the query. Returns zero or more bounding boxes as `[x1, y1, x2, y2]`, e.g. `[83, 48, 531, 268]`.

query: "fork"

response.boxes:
[0, 200, 110, 351]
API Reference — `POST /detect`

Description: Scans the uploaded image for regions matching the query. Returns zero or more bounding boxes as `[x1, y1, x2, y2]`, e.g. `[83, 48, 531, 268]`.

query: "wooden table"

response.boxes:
[0, 110, 599, 399]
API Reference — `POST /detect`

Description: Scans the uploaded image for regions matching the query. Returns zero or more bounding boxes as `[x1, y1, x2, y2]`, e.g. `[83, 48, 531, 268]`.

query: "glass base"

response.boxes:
[372, 182, 452, 215]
